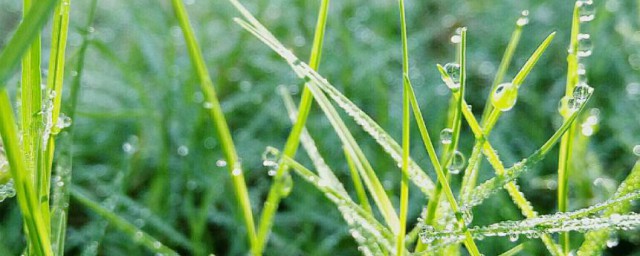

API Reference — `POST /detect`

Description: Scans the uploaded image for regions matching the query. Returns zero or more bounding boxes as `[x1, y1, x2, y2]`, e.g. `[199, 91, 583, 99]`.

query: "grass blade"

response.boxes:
[170, 0, 257, 251]
[0, 88, 52, 255]
[0, 0, 59, 85]
[247, 0, 331, 252]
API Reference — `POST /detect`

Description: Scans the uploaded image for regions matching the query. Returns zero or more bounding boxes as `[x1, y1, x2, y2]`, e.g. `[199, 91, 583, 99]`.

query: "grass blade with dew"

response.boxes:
[229, 1, 435, 199]
[230, 0, 401, 234]
[271, 148, 402, 254]
[70, 186, 179, 256]
[460, 31, 556, 200]
[499, 244, 526, 256]
[0, 89, 52, 255]
[249, 0, 331, 253]
[558, 2, 588, 253]
[578, 160, 640, 255]
[420, 212, 640, 247]
[343, 146, 373, 213]
[170, 0, 257, 251]
[47, 1, 78, 254]
[440, 32, 563, 255]
[412, 29, 482, 255]
[460, 93, 593, 210]
[397, 0, 412, 254]
[479, 11, 527, 125]
[278, 86, 348, 197]
[0, 0, 59, 85]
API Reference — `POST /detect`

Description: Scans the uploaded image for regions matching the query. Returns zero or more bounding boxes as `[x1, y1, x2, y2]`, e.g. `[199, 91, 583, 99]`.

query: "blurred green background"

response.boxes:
[1, 0, 639, 255]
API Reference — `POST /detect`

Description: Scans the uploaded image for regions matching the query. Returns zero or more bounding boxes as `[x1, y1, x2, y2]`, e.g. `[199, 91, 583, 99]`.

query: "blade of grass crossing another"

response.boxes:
[170, 0, 257, 252]
[0, 89, 52, 255]
[397, 0, 411, 254]
[0, 0, 60, 85]
[253, 1, 330, 253]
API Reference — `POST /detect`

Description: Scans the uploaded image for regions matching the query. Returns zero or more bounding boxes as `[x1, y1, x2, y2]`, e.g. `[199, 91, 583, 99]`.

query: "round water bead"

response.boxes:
[491, 82, 518, 111]
[577, 34, 593, 57]
[578, 0, 595, 22]
[279, 172, 293, 197]
[440, 128, 453, 145]
[558, 96, 577, 117]
[443, 63, 461, 85]
[573, 82, 592, 103]
[262, 147, 279, 167]
[448, 151, 466, 174]
[517, 10, 529, 26]
[633, 145, 640, 156]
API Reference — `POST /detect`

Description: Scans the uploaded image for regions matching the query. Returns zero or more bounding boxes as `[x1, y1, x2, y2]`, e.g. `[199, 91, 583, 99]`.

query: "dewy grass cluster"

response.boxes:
[0, 0, 637, 255]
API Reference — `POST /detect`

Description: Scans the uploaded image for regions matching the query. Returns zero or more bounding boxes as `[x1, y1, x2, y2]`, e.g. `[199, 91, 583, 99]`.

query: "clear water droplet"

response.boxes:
[577, 34, 593, 57]
[573, 82, 592, 103]
[279, 172, 293, 197]
[177, 145, 189, 156]
[203, 102, 213, 109]
[440, 128, 453, 145]
[517, 10, 529, 26]
[216, 159, 227, 167]
[443, 63, 461, 85]
[448, 151, 466, 174]
[491, 82, 518, 111]
[232, 167, 242, 176]
[606, 234, 619, 248]
[56, 113, 72, 130]
[578, 0, 595, 22]
[509, 233, 519, 242]
[568, 98, 581, 110]
[262, 147, 279, 167]
[632, 145, 640, 156]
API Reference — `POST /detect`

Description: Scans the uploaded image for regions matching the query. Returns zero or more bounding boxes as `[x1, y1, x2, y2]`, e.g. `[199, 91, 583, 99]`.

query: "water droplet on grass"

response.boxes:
[632, 145, 640, 156]
[440, 128, 453, 144]
[216, 159, 227, 167]
[577, 34, 593, 57]
[607, 234, 619, 248]
[448, 151, 465, 174]
[573, 83, 592, 103]
[443, 63, 461, 85]
[509, 233, 519, 242]
[578, 0, 595, 22]
[491, 83, 518, 111]
[517, 10, 529, 26]
[177, 145, 189, 156]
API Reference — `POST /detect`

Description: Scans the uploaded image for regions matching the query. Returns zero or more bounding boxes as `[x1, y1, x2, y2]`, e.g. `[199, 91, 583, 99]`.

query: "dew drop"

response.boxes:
[153, 241, 162, 249]
[56, 113, 72, 130]
[262, 147, 279, 167]
[216, 159, 227, 167]
[203, 102, 213, 109]
[443, 63, 461, 85]
[632, 145, 640, 156]
[577, 34, 593, 57]
[134, 231, 144, 242]
[440, 128, 453, 145]
[279, 172, 293, 197]
[606, 234, 619, 248]
[268, 170, 277, 176]
[491, 82, 518, 111]
[573, 82, 592, 103]
[509, 233, 519, 242]
[516, 10, 529, 26]
[177, 145, 189, 156]
[232, 167, 242, 176]
[448, 151, 466, 175]
[578, 0, 595, 22]
[419, 225, 436, 243]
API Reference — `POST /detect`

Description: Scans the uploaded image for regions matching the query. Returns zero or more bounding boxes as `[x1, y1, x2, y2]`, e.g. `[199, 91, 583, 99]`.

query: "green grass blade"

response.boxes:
[230, 4, 401, 233]
[279, 86, 348, 196]
[0, 0, 59, 85]
[397, 0, 411, 254]
[343, 146, 373, 213]
[498, 244, 525, 256]
[70, 187, 179, 256]
[578, 161, 640, 255]
[558, 3, 582, 253]
[170, 0, 257, 251]
[245, 0, 331, 252]
[0, 88, 52, 255]
[479, 12, 526, 124]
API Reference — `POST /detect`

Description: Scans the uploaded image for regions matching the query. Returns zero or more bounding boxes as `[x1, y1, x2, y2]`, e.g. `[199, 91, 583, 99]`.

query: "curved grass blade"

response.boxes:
[230, 5, 401, 233]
